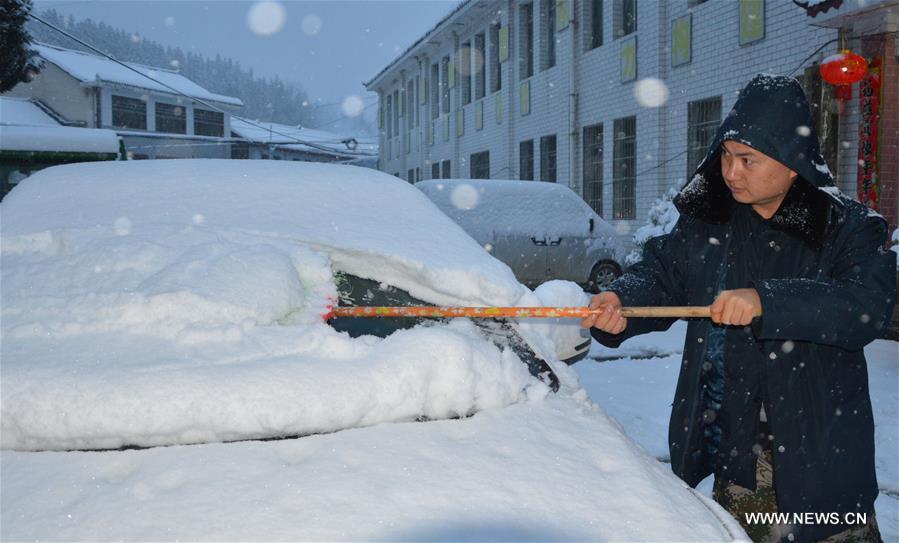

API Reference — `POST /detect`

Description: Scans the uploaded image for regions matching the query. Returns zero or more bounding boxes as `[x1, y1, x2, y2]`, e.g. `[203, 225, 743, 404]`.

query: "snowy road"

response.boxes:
[575, 321, 899, 542]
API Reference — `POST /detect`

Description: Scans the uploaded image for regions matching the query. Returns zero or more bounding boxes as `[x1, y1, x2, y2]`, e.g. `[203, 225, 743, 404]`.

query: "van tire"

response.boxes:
[587, 261, 621, 293]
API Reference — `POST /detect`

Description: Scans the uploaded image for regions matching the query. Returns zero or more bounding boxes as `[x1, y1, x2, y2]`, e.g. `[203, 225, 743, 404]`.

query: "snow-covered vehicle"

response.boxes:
[418, 179, 626, 292]
[0, 160, 746, 541]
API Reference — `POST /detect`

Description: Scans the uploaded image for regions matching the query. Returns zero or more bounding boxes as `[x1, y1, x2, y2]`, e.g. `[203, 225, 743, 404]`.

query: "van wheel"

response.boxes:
[587, 261, 621, 293]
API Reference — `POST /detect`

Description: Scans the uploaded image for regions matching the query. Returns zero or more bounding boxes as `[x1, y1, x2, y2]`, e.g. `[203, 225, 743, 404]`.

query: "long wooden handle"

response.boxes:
[329, 306, 716, 319]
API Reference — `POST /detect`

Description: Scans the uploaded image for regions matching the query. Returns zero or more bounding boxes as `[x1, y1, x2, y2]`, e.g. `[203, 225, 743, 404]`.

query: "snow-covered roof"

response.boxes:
[0, 96, 120, 154]
[230, 118, 377, 157]
[0, 96, 58, 125]
[34, 43, 243, 107]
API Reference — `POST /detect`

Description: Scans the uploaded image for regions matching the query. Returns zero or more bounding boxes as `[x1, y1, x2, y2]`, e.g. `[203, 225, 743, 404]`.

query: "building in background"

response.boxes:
[230, 118, 378, 166]
[0, 96, 121, 199]
[4, 43, 242, 160]
[365, 0, 898, 248]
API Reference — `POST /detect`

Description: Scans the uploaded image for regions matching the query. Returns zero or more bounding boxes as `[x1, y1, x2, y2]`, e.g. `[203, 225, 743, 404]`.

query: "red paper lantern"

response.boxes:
[820, 50, 868, 86]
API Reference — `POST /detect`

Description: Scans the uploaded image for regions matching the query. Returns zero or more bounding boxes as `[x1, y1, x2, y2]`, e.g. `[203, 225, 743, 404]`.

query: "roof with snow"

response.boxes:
[230, 118, 377, 157]
[34, 43, 243, 107]
[0, 96, 120, 155]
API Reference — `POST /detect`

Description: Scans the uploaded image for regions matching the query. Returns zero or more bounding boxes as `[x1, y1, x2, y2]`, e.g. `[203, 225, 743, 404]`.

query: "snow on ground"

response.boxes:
[0, 397, 747, 541]
[1, 160, 572, 451]
[575, 324, 899, 542]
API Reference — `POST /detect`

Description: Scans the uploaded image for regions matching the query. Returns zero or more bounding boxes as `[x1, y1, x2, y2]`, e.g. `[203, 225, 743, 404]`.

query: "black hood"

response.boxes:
[675, 74, 839, 248]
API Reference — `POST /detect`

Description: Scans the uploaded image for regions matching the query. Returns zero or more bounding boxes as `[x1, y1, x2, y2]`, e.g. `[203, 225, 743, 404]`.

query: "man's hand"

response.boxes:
[710, 288, 762, 326]
[581, 291, 627, 334]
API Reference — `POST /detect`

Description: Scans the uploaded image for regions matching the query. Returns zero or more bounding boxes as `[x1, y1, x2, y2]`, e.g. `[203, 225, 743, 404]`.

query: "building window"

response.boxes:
[386, 94, 393, 138]
[111, 95, 146, 130]
[430, 63, 440, 120]
[489, 23, 502, 93]
[583, 123, 603, 216]
[470, 151, 490, 179]
[613, 116, 636, 219]
[441, 56, 450, 114]
[688, 0, 708, 6]
[614, 0, 637, 39]
[407, 80, 415, 131]
[541, 0, 556, 70]
[432, 162, 440, 179]
[474, 32, 486, 100]
[194, 109, 224, 137]
[392, 89, 400, 137]
[587, 0, 603, 50]
[540, 134, 557, 182]
[461, 41, 472, 106]
[408, 168, 415, 183]
[520, 140, 534, 180]
[519, 3, 534, 80]
[155, 102, 185, 134]
[416, 167, 421, 182]
[231, 142, 249, 159]
[441, 159, 451, 179]
[687, 96, 722, 177]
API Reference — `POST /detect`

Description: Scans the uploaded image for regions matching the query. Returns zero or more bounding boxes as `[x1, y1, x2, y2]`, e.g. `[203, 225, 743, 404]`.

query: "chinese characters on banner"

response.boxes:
[857, 59, 881, 209]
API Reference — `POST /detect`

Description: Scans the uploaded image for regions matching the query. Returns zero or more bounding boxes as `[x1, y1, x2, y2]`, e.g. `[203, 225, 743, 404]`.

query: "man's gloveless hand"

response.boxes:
[581, 291, 627, 334]
[710, 288, 762, 326]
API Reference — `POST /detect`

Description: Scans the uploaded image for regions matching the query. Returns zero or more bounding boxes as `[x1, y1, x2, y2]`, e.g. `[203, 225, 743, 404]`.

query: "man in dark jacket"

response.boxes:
[582, 74, 896, 542]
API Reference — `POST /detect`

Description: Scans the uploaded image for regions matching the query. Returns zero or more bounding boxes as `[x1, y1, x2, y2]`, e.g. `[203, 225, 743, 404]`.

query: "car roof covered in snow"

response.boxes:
[417, 178, 611, 239]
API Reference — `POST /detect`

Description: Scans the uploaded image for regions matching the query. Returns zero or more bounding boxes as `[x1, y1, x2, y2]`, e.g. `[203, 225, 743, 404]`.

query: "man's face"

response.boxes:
[720, 140, 798, 219]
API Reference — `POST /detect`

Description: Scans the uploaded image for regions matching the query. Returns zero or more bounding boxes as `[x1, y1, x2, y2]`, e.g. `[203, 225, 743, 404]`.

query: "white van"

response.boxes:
[418, 179, 626, 291]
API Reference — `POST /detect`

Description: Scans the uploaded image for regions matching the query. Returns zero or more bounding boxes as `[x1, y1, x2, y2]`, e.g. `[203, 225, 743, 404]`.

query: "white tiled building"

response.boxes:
[365, 0, 898, 248]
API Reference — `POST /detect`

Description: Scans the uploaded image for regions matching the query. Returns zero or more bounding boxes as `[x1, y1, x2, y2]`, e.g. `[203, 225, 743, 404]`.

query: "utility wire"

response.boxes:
[28, 11, 371, 156]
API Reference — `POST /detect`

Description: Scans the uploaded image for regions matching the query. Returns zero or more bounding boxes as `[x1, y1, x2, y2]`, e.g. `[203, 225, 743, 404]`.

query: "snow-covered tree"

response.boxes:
[625, 187, 680, 266]
[0, 0, 43, 92]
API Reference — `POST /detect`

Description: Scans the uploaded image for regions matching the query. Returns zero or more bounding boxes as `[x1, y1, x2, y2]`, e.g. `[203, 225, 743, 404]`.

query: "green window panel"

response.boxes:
[556, 0, 569, 31]
[499, 26, 509, 62]
[620, 36, 637, 83]
[456, 110, 465, 137]
[419, 75, 427, 104]
[475, 101, 483, 131]
[429, 124, 435, 146]
[739, 0, 765, 45]
[520, 81, 530, 116]
[496, 94, 504, 124]
[672, 14, 691, 67]
[448, 56, 456, 87]
[443, 117, 450, 141]
[398, 91, 404, 116]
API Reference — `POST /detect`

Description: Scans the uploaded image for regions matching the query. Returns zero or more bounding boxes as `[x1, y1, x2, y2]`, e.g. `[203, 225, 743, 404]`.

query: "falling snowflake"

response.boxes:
[633, 78, 669, 108]
[248, 1, 287, 36]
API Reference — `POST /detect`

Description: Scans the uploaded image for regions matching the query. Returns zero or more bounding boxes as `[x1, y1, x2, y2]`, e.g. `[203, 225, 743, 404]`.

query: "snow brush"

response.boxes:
[326, 306, 719, 320]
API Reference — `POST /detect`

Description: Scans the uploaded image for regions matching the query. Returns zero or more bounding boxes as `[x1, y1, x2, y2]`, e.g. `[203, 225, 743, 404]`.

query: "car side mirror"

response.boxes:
[588, 218, 594, 233]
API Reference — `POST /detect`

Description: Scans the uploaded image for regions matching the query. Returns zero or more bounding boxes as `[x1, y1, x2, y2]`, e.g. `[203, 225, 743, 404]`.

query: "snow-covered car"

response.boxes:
[418, 179, 626, 292]
[0, 160, 746, 541]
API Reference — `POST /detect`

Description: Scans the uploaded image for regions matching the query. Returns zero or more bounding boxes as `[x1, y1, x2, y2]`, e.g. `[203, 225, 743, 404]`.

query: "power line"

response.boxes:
[27, 11, 368, 156]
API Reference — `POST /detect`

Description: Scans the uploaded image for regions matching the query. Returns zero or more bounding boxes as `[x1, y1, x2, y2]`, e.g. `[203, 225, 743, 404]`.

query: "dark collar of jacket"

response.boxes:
[673, 156, 838, 250]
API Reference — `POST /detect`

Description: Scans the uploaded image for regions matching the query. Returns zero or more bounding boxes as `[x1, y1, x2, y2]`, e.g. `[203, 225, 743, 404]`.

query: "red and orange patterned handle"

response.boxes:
[326, 306, 713, 319]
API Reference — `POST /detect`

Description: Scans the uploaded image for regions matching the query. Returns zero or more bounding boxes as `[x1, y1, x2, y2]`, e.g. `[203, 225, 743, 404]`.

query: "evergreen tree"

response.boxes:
[0, 0, 43, 92]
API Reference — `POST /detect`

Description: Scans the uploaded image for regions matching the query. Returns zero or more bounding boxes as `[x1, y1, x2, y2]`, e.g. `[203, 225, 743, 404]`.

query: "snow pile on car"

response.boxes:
[1, 160, 558, 451]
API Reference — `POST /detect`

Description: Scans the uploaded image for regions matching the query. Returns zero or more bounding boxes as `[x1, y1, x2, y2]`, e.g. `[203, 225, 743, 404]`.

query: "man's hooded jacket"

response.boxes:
[592, 74, 896, 542]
